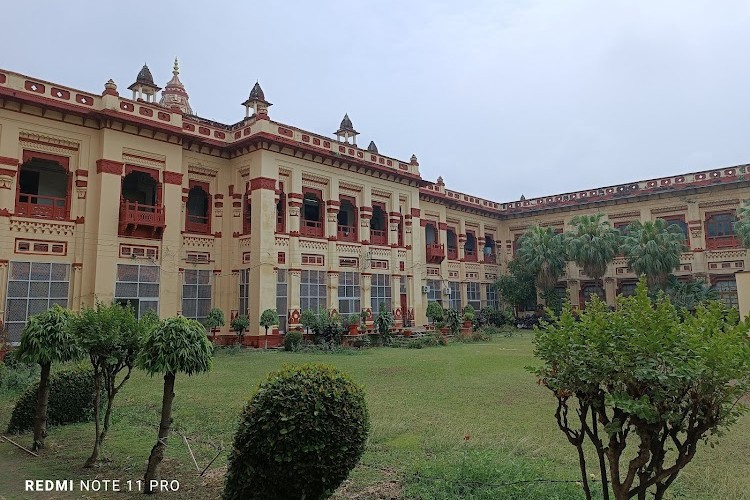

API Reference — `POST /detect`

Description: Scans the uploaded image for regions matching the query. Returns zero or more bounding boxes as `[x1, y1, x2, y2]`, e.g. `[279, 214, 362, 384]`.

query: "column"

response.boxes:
[391, 274, 402, 327]
[159, 168, 183, 317]
[288, 269, 302, 329]
[361, 273, 373, 326]
[92, 159, 125, 305]
[328, 271, 339, 314]
[604, 277, 616, 307]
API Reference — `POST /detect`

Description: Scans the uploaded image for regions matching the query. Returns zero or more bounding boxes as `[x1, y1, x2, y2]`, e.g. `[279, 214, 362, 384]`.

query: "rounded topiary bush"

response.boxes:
[224, 364, 370, 500]
[7, 366, 99, 434]
[283, 330, 303, 351]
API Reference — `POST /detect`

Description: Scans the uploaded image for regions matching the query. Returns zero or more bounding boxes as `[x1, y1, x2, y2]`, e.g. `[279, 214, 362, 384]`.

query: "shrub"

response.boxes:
[0, 360, 39, 394]
[7, 366, 100, 434]
[462, 304, 476, 322]
[224, 364, 370, 500]
[426, 301, 444, 325]
[445, 309, 462, 334]
[284, 330, 303, 351]
[0, 363, 6, 387]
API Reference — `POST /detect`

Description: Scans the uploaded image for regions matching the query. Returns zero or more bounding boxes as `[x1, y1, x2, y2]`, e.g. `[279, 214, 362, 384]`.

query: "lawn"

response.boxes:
[1, 332, 749, 499]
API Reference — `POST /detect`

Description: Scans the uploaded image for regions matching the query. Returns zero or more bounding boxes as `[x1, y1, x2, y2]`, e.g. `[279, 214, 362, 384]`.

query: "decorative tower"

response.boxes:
[242, 82, 272, 118]
[335, 114, 359, 145]
[159, 58, 194, 115]
[128, 64, 161, 102]
[367, 141, 378, 153]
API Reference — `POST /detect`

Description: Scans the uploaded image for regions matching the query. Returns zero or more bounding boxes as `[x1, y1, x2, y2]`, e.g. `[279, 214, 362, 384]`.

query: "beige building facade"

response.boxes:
[0, 62, 747, 344]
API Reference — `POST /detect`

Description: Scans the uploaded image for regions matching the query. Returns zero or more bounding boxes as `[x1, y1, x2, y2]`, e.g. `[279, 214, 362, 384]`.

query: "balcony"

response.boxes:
[337, 224, 357, 242]
[186, 214, 210, 235]
[483, 253, 497, 264]
[447, 246, 458, 260]
[371, 229, 388, 246]
[464, 249, 478, 262]
[301, 219, 324, 238]
[426, 243, 445, 264]
[119, 200, 165, 237]
[15, 193, 69, 220]
[706, 235, 740, 250]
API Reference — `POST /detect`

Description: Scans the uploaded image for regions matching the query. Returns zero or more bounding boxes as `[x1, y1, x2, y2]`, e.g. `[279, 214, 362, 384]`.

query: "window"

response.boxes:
[713, 279, 738, 309]
[659, 216, 688, 243]
[243, 196, 252, 234]
[276, 183, 286, 232]
[448, 282, 461, 311]
[277, 269, 288, 333]
[239, 269, 250, 316]
[464, 232, 477, 262]
[483, 235, 496, 263]
[185, 183, 210, 234]
[580, 283, 605, 307]
[467, 282, 481, 310]
[338, 272, 361, 315]
[618, 282, 637, 297]
[447, 229, 458, 260]
[115, 264, 159, 318]
[300, 270, 326, 311]
[371, 274, 392, 314]
[427, 279, 442, 306]
[371, 203, 388, 245]
[301, 190, 323, 237]
[484, 284, 498, 309]
[425, 223, 438, 244]
[182, 269, 212, 322]
[5, 262, 70, 342]
[705, 212, 738, 249]
[337, 197, 357, 242]
[119, 169, 164, 237]
[16, 153, 71, 220]
[613, 221, 632, 236]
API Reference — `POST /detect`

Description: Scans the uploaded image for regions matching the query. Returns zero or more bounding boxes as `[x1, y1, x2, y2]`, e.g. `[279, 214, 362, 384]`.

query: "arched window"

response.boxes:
[16, 153, 71, 220]
[301, 190, 323, 237]
[371, 203, 388, 245]
[185, 183, 210, 234]
[425, 222, 445, 263]
[119, 168, 164, 237]
[446, 229, 458, 260]
[425, 223, 437, 244]
[464, 232, 477, 262]
[337, 197, 357, 242]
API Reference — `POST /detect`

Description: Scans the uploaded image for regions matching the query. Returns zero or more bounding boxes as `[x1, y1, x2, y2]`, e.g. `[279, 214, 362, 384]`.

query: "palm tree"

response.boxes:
[621, 220, 685, 289]
[734, 199, 750, 247]
[516, 225, 567, 292]
[565, 213, 621, 288]
[665, 275, 718, 311]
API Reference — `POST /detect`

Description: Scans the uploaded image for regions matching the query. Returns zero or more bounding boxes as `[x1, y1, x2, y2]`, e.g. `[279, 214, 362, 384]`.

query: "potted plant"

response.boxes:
[342, 314, 358, 335]
[359, 310, 369, 333]
[374, 303, 395, 345]
[203, 308, 225, 340]
[230, 315, 250, 346]
[259, 309, 278, 349]
[445, 309, 461, 336]
[462, 305, 476, 330]
[426, 301, 444, 330]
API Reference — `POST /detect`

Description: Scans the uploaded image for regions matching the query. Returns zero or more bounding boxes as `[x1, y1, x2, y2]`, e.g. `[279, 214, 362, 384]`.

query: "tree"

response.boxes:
[300, 309, 318, 335]
[532, 279, 750, 500]
[565, 213, 620, 287]
[734, 199, 750, 247]
[515, 225, 567, 292]
[75, 302, 148, 467]
[259, 309, 278, 349]
[15, 305, 79, 451]
[204, 308, 225, 338]
[495, 259, 537, 317]
[665, 275, 718, 312]
[374, 303, 394, 343]
[230, 315, 250, 346]
[621, 220, 685, 289]
[426, 301, 444, 325]
[137, 316, 213, 493]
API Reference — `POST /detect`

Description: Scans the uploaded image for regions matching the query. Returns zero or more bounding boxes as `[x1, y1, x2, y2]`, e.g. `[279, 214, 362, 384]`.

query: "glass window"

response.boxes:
[713, 279, 738, 309]
[448, 281, 461, 311]
[114, 264, 160, 318]
[484, 284, 498, 309]
[338, 272, 361, 315]
[5, 261, 70, 342]
[427, 279, 442, 306]
[706, 213, 736, 238]
[466, 282, 481, 311]
[276, 269, 288, 333]
[371, 274, 391, 314]
[182, 269, 212, 322]
[300, 270, 326, 312]
[239, 269, 250, 316]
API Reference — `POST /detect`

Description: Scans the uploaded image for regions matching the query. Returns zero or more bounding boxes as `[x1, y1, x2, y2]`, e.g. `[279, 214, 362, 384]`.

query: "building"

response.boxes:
[0, 62, 747, 345]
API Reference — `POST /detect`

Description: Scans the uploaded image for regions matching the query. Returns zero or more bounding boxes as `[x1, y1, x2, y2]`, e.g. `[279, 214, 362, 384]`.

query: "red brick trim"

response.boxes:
[287, 192, 304, 200]
[438, 222, 448, 230]
[163, 171, 183, 185]
[411, 208, 421, 217]
[250, 176, 276, 191]
[96, 159, 123, 175]
[0, 167, 16, 177]
[75, 169, 88, 177]
[0, 156, 18, 167]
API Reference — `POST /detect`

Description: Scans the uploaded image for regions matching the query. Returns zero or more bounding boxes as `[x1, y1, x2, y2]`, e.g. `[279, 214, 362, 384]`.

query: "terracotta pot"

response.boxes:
[403, 330, 412, 337]
[348, 324, 359, 335]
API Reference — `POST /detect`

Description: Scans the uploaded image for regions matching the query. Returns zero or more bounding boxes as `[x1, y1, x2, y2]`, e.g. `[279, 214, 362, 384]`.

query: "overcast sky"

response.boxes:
[3, 1, 750, 202]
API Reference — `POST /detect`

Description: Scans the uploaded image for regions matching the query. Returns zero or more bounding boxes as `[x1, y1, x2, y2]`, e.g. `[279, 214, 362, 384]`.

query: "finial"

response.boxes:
[173, 57, 179, 75]
[410, 154, 419, 166]
[437, 176, 444, 186]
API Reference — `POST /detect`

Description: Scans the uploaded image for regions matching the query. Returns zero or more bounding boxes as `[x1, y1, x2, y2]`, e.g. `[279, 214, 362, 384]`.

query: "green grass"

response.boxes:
[1, 333, 749, 499]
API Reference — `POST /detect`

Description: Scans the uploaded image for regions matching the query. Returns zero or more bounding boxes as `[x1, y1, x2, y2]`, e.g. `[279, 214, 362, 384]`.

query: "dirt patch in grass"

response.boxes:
[333, 467, 402, 499]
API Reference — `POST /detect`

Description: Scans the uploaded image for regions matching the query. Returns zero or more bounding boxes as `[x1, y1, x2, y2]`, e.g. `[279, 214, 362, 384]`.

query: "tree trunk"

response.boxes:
[32, 362, 51, 452]
[144, 372, 176, 494]
[84, 367, 102, 467]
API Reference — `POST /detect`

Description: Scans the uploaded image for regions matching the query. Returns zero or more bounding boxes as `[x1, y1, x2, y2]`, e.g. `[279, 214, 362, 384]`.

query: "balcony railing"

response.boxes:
[301, 219, 324, 237]
[447, 246, 458, 260]
[371, 229, 387, 245]
[119, 200, 165, 236]
[186, 213, 210, 234]
[337, 225, 357, 242]
[464, 249, 478, 262]
[706, 234, 740, 250]
[426, 243, 445, 264]
[483, 253, 497, 264]
[16, 193, 68, 220]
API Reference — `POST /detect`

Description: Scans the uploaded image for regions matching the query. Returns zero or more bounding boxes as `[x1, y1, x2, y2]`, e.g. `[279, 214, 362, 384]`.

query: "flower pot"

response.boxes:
[463, 320, 473, 329]
[403, 330, 412, 337]
[348, 324, 359, 335]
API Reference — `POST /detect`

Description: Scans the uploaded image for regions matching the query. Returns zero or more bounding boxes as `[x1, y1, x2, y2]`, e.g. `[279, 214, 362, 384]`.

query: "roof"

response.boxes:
[128, 64, 161, 91]
[336, 113, 358, 134]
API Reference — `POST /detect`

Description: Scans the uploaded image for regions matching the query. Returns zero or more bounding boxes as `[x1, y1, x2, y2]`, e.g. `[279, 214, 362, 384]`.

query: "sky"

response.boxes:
[3, 0, 750, 202]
